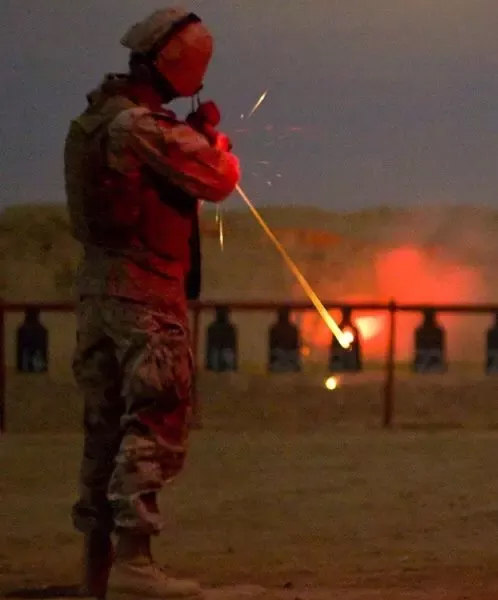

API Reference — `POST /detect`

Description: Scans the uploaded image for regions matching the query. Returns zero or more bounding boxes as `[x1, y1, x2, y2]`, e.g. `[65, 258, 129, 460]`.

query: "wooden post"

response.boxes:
[383, 299, 397, 428]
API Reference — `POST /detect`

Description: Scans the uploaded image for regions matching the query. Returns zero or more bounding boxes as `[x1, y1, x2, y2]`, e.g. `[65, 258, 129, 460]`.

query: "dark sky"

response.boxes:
[1, 0, 497, 211]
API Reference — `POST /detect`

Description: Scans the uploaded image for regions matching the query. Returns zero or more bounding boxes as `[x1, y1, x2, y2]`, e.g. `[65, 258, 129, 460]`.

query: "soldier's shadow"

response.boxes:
[5, 585, 83, 599]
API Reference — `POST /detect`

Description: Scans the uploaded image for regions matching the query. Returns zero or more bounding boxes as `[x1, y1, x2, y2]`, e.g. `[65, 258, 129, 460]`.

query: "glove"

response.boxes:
[190, 101, 221, 127]
[186, 101, 233, 151]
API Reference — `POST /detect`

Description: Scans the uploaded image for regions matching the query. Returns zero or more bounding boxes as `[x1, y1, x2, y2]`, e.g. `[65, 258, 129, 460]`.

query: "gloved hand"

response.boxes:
[186, 101, 233, 151]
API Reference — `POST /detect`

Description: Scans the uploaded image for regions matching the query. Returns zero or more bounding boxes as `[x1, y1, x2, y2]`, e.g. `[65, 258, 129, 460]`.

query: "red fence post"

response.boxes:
[191, 305, 202, 429]
[382, 299, 397, 428]
[0, 298, 5, 434]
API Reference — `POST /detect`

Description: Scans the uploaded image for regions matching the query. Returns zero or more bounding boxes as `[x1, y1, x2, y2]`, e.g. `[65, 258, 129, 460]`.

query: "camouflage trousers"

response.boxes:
[71, 295, 194, 536]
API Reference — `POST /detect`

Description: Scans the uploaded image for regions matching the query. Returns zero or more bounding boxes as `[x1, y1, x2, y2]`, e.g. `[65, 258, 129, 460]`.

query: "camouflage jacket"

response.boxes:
[64, 74, 240, 312]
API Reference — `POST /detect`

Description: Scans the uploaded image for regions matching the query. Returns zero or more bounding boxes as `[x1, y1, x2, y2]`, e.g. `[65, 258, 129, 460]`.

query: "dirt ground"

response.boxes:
[2, 425, 498, 599]
[6, 369, 498, 434]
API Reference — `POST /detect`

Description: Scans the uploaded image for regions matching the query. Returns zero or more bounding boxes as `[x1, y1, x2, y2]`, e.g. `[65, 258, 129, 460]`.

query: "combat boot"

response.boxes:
[107, 532, 203, 599]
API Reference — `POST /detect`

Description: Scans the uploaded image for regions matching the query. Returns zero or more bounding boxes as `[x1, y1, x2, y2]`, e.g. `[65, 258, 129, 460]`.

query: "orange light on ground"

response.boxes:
[301, 346, 311, 357]
[325, 376, 338, 390]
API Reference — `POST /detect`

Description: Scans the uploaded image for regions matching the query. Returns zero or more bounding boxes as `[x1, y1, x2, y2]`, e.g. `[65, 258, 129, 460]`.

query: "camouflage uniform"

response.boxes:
[71, 293, 192, 536]
[65, 35, 239, 539]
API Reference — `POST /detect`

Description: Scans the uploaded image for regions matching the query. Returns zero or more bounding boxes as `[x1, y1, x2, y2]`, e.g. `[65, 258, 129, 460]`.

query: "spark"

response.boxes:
[219, 219, 224, 249]
[235, 184, 350, 348]
[215, 206, 224, 251]
[246, 89, 269, 119]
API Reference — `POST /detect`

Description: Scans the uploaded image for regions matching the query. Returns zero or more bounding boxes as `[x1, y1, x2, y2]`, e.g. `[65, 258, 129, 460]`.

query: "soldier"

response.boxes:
[64, 7, 240, 599]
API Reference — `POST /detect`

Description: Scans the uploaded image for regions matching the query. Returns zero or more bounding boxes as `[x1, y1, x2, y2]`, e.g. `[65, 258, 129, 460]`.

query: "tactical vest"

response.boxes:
[64, 87, 201, 302]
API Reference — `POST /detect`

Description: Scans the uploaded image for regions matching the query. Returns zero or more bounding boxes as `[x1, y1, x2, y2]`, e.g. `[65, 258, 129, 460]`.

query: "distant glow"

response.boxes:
[355, 316, 384, 340]
[325, 376, 338, 390]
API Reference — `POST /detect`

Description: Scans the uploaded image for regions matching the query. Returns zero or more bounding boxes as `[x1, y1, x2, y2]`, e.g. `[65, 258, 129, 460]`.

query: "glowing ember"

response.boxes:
[325, 376, 338, 390]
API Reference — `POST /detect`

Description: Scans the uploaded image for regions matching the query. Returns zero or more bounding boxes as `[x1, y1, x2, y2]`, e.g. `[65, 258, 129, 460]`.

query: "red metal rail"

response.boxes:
[3, 300, 498, 313]
[1, 299, 497, 434]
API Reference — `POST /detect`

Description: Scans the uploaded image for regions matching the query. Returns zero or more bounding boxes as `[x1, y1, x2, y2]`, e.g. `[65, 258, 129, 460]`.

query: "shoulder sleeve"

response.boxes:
[108, 107, 240, 202]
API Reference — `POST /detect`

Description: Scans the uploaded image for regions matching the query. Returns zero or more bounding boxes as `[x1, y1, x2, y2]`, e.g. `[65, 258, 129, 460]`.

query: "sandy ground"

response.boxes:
[3, 172, 498, 599]
[5, 369, 498, 434]
[2, 425, 498, 599]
